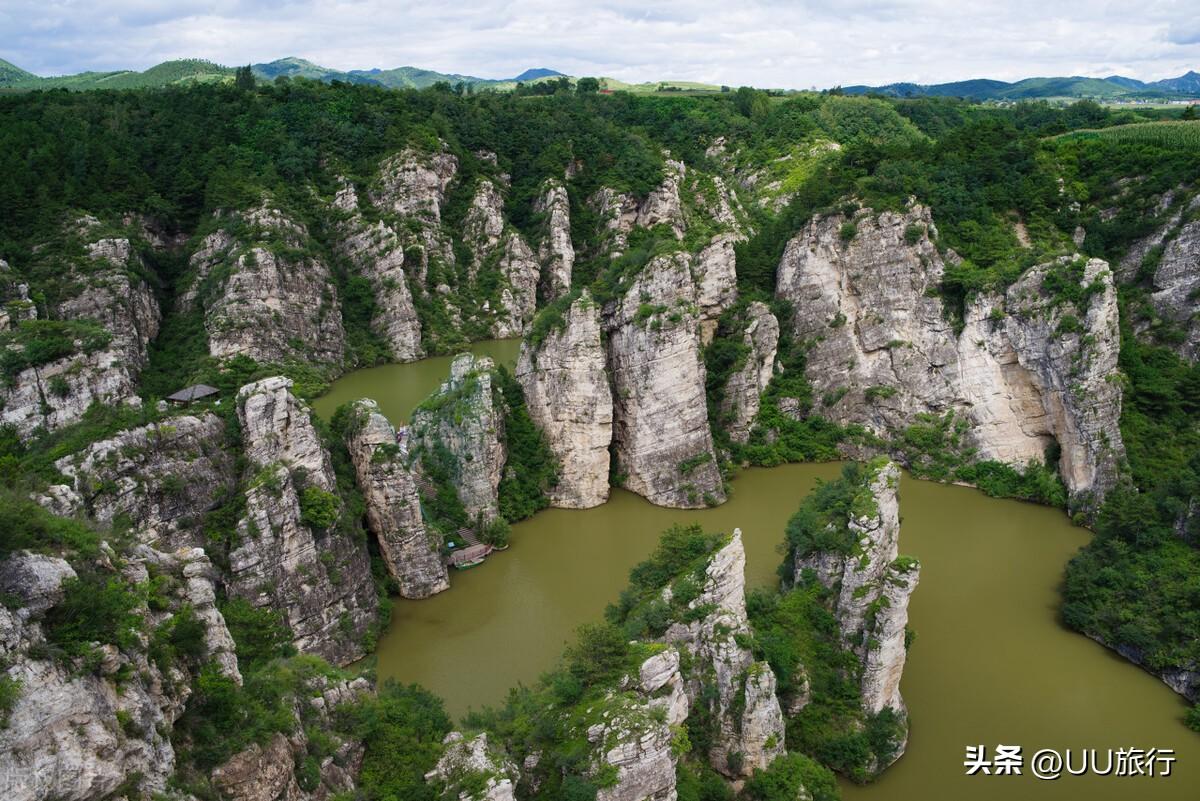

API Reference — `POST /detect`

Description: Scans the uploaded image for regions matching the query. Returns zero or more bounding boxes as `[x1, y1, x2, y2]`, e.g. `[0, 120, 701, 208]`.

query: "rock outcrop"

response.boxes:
[332, 181, 424, 362]
[665, 531, 785, 778]
[516, 292, 612, 508]
[587, 655, 684, 801]
[0, 546, 239, 801]
[463, 180, 542, 338]
[228, 377, 377, 666]
[212, 676, 371, 801]
[409, 354, 506, 524]
[605, 253, 725, 508]
[183, 205, 345, 365]
[535, 180, 575, 302]
[694, 233, 740, 343]
[42, 413, 235, 550]
[793, 462, 918, 733]
[775, 205, 1124, 513]
[0, 233, 160, 437]
[426, 732, 519, 801]
[719, 302, 779, 444]
[1145, 217, 1200, 362]
[345, 399, 449, 599]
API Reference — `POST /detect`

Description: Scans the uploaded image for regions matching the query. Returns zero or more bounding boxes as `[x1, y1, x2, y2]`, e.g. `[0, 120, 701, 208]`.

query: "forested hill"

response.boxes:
[0, 80, 1199, 780]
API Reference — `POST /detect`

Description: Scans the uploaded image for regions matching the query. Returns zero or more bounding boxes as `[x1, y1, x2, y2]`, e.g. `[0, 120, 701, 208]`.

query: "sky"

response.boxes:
[1, 0, 1199, 88]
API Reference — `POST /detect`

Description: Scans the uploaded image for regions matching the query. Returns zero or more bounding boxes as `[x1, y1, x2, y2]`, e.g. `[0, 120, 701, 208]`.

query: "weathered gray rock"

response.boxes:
[1147, 219, 1200, 362]
[229, 378, 377, 666]
[664, 531, 785, 778]
[535, 180, 575, 302]
[44, 413, 235, 550]
[410, 354, 506, 524]
[463, 180, 541, 338]
[0, 545, 241, 801]
[637, 159, 687, 237]
[0, 234, 159, 437]
[996, 257, 1125, 508]
[775, 206, 1125, 514]
[605, 253, 725, 508]
[345, 399, 449, 599]
[794, 462, 919, 721]
[213, 675, 371, 801]
[516, 292, 611, 508]
[370, 146, 459, 222]
[332, 181, 424, 362]
[693, 234, 740, 344]
[184, 205, 345, 365]
[426, 732, 518, 801]
[719, 302, 779, 445]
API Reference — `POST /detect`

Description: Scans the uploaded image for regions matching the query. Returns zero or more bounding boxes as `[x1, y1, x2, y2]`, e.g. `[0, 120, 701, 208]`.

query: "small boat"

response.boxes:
[449, 543, 493, 570]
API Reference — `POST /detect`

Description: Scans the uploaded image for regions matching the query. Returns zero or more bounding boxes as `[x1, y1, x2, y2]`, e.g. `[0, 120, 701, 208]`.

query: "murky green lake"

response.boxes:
[316, 343, 1198, 800]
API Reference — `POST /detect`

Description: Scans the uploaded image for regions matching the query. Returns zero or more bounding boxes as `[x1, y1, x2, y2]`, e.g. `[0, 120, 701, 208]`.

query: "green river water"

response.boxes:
[314, 340, 1198, 801]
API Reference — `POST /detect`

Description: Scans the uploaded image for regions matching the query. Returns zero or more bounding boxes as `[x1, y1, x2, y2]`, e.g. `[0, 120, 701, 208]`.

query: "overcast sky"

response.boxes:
[2, 1, 1198, 88]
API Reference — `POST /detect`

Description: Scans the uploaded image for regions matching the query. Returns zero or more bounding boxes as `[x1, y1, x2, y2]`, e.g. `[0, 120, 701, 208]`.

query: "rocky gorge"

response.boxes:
[1, 82, 1199, 801]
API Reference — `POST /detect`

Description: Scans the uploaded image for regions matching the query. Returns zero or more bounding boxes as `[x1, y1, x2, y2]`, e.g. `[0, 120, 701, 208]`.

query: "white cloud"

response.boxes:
[0, 0, 1197, 87]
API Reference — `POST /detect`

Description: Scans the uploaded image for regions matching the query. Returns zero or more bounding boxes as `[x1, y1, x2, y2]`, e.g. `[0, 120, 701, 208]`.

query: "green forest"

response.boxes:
[1, 75, 1199, 800]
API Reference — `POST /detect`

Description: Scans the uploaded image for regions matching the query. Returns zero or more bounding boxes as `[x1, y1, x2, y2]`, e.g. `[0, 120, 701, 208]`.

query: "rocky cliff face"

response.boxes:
[229, 377, 377, 666]
[665, 531, 785, 778]
[332, 181, 425, 362]
[345, 399, 449, 599]
[0, 546, 239, 801]
[183, 205, 345, 366]
[719, 302, 779, 445]
[463, 180, 542, 338]
[0, 232, 160, 437]
[427, 732, 519, 801]
[1145, 217, 1200, 363]
[40, 413, 235, 551]
[212, 676, 371, 801]
[775, 205, 1124, 513]
[535, 180, 575, 302]
[587, 652, 685, 801]
[409, 354, 506, 524]
[794, 462, 918, 739]
[694, 234, 740, 345]
[516, 292, 612, 509]
[605, 253, 725, 508]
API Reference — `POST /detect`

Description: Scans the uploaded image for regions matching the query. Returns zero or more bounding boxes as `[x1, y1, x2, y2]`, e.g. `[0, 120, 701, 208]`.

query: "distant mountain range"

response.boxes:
[1, 54, 1197, 101]
[844, 71, 1200, 100]
[0, 56, 567, 92]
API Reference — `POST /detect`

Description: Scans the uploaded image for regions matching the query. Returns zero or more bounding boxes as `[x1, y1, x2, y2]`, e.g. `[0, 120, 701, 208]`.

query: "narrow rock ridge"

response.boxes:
[720, 301, 780, 444]
[605, 253, 725, 508]
[183, 204, 346, 365]
[0, 545, 239, 801]
[41, 412, 235, 551]
[535, 179, 575, 302]
[229, 377, 377, 666]
[463, 179, 542, 338]
[409, 354, 507, 524]
[775, 205, 1124, 513]
[589, 159, 688, 255]
[345, 399, 449, 599]
[665, 530, 786, 778]
[426, 732, 519, 801]
[332, 180, 424, 362]
[794, 462, 918, 761]
[516, 292, 613, 509]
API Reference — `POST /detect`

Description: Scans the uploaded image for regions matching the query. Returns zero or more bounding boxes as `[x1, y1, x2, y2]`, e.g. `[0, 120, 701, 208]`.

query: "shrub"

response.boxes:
[299, 486, 341, 530]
